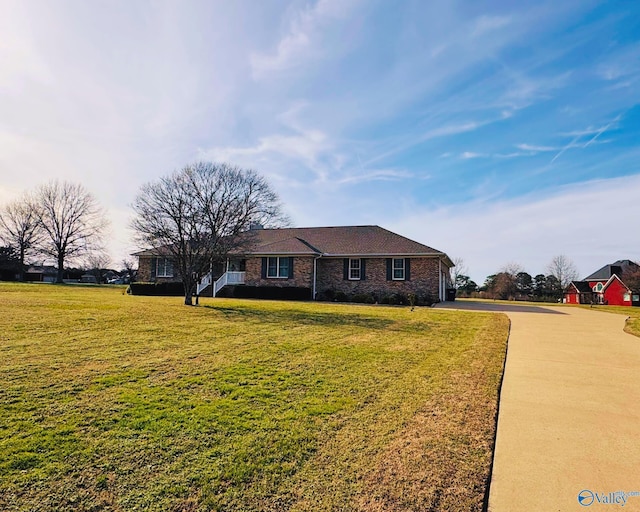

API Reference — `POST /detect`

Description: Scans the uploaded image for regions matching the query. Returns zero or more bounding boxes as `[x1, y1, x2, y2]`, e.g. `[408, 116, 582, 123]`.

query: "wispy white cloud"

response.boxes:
[337, 169, 413, 185]
[471, 15, 513, 38]
[250, 0, 361, 78]
[495, 152, 530, 158]
[360, 118, 494, 167]
[516, 143, 557, 152]
[461, 143, 558, 160]
[552, 114, 622, 163]
[460, 151, 486, 159]
[596, 43, 640, 81]
[202, 129, 329, 167]
[390, 173, 640, 282]
[424, 121, 484, 139]
[581, 114, 622, 147]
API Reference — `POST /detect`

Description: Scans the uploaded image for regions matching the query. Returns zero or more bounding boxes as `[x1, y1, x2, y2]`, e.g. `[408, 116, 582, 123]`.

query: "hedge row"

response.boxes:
[128, 282, 435, 306]
[318, 289, 436, 306]
[128, 282, 185, 296]
[221, 285, 312, 301]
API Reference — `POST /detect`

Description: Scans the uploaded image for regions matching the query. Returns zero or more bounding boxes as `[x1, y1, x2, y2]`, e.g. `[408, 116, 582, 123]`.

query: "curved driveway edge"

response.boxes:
[437, 301, 640, 511]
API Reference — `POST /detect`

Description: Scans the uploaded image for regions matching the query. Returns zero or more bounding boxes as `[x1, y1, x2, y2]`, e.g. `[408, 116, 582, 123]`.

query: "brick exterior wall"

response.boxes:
[137, 256, 153, 282]
[137, 256, 182, 283]
[136, 254, 450, 301]
[316, 257, 444, 301]
[244, 256, 315, 289]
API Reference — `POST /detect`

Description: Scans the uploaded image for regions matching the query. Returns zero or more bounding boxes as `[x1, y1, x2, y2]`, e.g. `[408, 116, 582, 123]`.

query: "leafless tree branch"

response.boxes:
[34, 181, 109, 283]
[0, 193, 42, 281]
[546, 255, 579, 289]
[131, 162, 288, 305]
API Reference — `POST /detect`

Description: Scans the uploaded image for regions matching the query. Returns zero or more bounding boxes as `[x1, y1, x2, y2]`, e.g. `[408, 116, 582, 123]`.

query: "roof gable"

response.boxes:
[603, 274, 631, 293]
[567, 281, 592, 293]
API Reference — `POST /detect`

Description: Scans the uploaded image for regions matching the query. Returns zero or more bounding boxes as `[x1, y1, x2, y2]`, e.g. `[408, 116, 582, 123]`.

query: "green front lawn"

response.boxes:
[0, 283, 508, 511]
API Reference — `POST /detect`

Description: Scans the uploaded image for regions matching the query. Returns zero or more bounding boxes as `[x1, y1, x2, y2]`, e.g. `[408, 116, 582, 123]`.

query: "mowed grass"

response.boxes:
[0, 283, 508, 512]
[581, 304, 640, 338]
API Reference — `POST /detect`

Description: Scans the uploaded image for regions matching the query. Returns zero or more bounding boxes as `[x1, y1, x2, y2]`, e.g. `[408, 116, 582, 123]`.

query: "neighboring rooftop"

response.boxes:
[568, 281, 593, 293]
[583, 260, 639, 281]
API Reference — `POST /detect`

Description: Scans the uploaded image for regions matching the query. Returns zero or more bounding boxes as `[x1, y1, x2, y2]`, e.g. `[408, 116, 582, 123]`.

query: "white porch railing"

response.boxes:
[213, 271, 245, 297]
[196, 272, 213, 296]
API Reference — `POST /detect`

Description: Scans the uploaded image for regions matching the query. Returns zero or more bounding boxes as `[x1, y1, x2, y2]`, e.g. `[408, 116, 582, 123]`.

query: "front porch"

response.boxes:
[196, 258, 247, 297]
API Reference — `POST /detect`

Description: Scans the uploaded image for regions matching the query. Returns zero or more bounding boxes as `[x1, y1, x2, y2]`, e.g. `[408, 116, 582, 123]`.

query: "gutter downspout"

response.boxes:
[439, 259, 442, 302]
[313, 256, 320, 300]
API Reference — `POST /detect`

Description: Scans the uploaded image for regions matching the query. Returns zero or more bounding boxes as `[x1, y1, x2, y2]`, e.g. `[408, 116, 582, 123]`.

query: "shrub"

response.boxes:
[215, 287, 233, 298]
[321, 288, 336, 301]
[128, 282, 185, 296]
[351, 293, 375, 304]
[419, 293, 435, 306]
[334, 291, 349, 302]
[233, 286, 311, 301]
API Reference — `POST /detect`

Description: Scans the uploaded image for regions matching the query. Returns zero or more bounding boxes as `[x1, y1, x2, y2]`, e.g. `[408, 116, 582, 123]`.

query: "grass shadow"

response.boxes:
[203, 304, 395, 330]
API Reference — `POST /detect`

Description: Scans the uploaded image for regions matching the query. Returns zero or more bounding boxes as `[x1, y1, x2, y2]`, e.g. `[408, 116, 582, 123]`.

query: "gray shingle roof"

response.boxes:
[133, 225, 453, 266]
[568, 281, 593, 293]
[239, 225, 449, 260]
[584, 260, 639, 280]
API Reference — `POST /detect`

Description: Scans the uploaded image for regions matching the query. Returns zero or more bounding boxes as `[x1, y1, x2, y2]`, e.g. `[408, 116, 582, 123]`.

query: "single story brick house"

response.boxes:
[564, 260, 640, 306]
[134, 225, 454, 303]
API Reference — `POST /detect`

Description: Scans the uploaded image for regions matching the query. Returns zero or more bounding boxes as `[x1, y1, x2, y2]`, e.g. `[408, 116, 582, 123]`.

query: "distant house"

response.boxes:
[22, 266, 85, 283]
[80, 273, 98, 284]
[133, 225, 454, 303]
[24, 265, 58, 283]
[564, 260, 640, 306]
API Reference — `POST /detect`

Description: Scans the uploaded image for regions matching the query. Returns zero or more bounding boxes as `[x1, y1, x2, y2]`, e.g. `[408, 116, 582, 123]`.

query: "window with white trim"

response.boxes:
[393, 258, 405, 280]
[267, 257, 290, 278]
[156, 258, 173, 277]
[349, 258, 361, 280]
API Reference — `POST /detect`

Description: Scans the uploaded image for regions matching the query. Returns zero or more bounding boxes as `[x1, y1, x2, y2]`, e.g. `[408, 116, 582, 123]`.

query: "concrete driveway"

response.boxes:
[438, 301, 640, 511]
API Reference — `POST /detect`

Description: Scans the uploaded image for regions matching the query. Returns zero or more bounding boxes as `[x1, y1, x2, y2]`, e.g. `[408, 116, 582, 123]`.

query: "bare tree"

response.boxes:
[131, 161, 288, 305]
[84, 252, 111, 283]
[501, 262, 525, 277]
[485, 263, 526, 300]
[0, 194, 42, 281]
[121, 258, 137, 283]
[624, 261, 640, 293]
[546, 255, 579, 290]
[450, 256, 467, 289]
[34, 181, 108, 283]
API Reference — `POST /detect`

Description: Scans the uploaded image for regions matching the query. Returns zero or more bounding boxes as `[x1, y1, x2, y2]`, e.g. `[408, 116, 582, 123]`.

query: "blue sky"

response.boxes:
[1, 0, 639, 282]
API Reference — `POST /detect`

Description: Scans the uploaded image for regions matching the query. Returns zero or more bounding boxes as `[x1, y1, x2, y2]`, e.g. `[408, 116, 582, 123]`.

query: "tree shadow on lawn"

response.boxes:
[203, 304, 395, 329]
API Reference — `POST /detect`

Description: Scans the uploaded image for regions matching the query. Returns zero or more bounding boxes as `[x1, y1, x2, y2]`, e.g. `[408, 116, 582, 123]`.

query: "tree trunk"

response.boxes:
[183, 278, 194, 306]
[56, 255, 64, 284]
[18, 247, 25, 282]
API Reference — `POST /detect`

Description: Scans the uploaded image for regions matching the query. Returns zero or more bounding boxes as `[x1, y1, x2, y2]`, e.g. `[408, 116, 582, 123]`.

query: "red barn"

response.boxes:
[564, 260, 640, 307]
